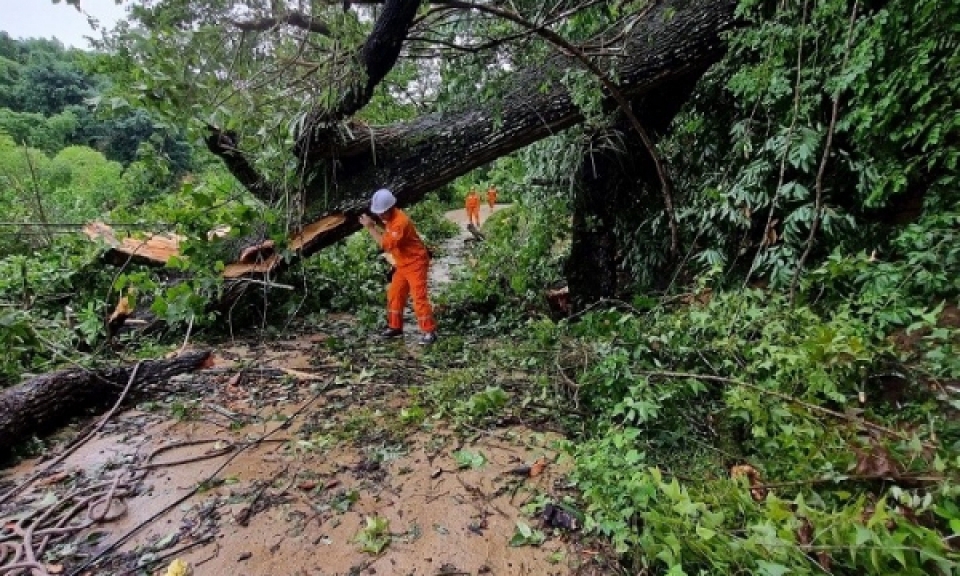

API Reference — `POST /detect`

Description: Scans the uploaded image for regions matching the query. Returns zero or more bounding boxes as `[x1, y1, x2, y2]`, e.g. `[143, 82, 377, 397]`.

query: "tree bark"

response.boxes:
[565, 71, 706, 310]
[209, 0, 738, 259]
[0, 351, 212, 456]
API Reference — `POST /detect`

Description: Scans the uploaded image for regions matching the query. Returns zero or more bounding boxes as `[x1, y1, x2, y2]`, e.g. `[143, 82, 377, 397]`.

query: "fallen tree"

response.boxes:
[93, 0, 739, 324]
[205, 0, 738, 269]
[0, 351, 212, 457]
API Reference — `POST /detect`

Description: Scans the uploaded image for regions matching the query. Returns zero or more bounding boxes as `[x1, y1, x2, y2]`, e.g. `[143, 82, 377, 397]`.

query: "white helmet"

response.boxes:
[370, 188, 397, 215]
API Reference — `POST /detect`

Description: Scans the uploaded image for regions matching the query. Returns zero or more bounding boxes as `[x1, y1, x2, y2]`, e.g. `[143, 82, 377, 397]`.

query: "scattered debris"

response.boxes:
[529, 457, 548, 478]
[730, 464, 768, 502]
[354, 516, 391, 554]
[509, 521, 546, 547]
[542, 502, 580, 531]
[853, 439, 902, 479]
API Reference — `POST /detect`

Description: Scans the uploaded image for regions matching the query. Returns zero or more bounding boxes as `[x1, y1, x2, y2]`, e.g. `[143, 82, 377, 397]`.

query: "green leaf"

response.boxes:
[756, 561, 791, 576]
[452, 450, 486, 469]
[509, 522, 546, 547]
[696, 525, 716, 541]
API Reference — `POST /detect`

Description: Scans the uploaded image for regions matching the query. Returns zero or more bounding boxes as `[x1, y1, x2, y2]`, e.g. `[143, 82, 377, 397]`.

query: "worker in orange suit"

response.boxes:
[486, 186, 498, 213]
[359, 188, 438, 346]
[465, 188, 481, 227]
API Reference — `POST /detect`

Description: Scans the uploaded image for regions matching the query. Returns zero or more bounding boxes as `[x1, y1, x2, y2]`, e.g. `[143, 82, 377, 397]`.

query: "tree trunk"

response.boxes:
[566, 142, 621, 313]
[208, 0, 738, 259]
[565, 72, 706, 310]
[0, 351, 212, 456]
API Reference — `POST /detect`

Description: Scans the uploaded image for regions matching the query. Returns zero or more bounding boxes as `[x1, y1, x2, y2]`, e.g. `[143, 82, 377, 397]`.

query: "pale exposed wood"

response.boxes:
[83, 221, 183, 266]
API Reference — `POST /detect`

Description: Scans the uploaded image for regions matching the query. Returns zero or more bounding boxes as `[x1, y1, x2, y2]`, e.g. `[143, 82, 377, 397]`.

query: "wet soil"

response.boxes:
[1, 338, 575, 576]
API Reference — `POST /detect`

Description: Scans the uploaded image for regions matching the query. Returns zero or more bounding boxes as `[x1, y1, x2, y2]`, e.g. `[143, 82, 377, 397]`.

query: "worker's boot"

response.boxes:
[381, 328, 404, 339]
[418, 332, 438, 346]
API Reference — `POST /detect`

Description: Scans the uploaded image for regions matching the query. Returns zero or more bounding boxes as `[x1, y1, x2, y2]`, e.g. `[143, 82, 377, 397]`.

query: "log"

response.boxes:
[83, 221, 184, 267]
[0, 351, 213, 455]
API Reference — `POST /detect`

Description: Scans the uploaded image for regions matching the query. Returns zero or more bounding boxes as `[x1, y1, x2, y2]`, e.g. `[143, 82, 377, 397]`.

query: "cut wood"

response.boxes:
[83, 221, 183, 267]
[0, 351, 213, 456]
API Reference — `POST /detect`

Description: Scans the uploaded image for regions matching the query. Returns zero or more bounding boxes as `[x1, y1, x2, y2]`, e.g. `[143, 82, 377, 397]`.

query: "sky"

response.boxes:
[0, 0, 129, 49]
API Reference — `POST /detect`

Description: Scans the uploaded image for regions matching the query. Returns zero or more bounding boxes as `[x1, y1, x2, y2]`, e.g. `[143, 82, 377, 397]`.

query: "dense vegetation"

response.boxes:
[1, 0, 958, 573]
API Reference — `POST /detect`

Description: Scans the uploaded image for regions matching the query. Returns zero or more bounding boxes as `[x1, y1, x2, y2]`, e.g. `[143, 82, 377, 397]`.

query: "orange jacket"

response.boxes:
[486, 188, 497, 205]
[380, 208, 430, 269]
[465, 192, 480, 211]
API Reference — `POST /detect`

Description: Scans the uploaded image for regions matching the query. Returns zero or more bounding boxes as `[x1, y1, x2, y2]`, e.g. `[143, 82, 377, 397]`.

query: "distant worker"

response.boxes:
[465, 188, 481, 227]
[486, 185, 498, 212]
[359, 188, 438, 346]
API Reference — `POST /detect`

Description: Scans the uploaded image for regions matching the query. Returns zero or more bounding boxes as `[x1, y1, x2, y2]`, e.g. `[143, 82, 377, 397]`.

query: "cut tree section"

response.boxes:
[83, 221, 183, 267]
[221, 213, 348, 278]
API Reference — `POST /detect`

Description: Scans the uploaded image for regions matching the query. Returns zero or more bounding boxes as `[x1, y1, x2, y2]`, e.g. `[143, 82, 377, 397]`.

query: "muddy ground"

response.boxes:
[0, 206, 605, 576]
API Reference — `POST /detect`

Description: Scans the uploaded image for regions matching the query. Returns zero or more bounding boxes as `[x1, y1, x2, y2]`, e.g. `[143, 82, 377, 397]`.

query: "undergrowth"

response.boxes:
[430, 198, 960, 574]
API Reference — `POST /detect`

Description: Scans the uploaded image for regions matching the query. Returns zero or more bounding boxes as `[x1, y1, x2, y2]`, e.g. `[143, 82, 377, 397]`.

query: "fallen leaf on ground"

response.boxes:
[164, 559, 192, 576]
[530, 457, 548, 478]
[36, 472, 72, 487]
[853, 440, 901, 479]
[730, 464, 768, 502]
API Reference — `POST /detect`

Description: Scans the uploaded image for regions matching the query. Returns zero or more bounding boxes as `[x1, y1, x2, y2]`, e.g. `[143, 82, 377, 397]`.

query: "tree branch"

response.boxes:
[310, 0, 422, 126]
[204, 127, 278, 204]
[231, 11, 332, 36]
[789, 1, 859, 303]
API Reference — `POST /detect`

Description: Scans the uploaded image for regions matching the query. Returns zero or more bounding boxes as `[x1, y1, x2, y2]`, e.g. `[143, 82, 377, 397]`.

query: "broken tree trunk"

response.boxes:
[0, 351, 212, 456]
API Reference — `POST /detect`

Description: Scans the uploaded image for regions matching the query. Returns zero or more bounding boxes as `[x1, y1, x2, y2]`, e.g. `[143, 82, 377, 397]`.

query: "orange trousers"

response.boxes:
[387, 263, 436, 333]
[467, 206, 480, 226]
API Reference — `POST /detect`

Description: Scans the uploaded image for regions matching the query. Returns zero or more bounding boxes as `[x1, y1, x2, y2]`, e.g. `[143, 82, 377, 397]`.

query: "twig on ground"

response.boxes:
[69, 384, 331, 576]
[179, 314, 195, 354]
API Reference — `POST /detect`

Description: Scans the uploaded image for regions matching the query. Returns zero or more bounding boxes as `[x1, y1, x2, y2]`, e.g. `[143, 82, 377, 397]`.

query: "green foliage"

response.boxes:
[294, 234, 385, 316]
[442, 198, 568, 324]
[509, 521, 546, 547]
[0, 240, 112, 383]
[354, 516, 391, 555]
[602, 0, 960, 290]
[437, 163, 959, 572]
[557, 283, 959, 573]
[452, 450, 487, 469]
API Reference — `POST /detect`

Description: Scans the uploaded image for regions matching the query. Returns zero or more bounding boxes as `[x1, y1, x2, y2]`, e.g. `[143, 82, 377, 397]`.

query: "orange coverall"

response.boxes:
[486, 187, 497, 209]
[465, 191, 481, 227]
[380, 209, 436, 333]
